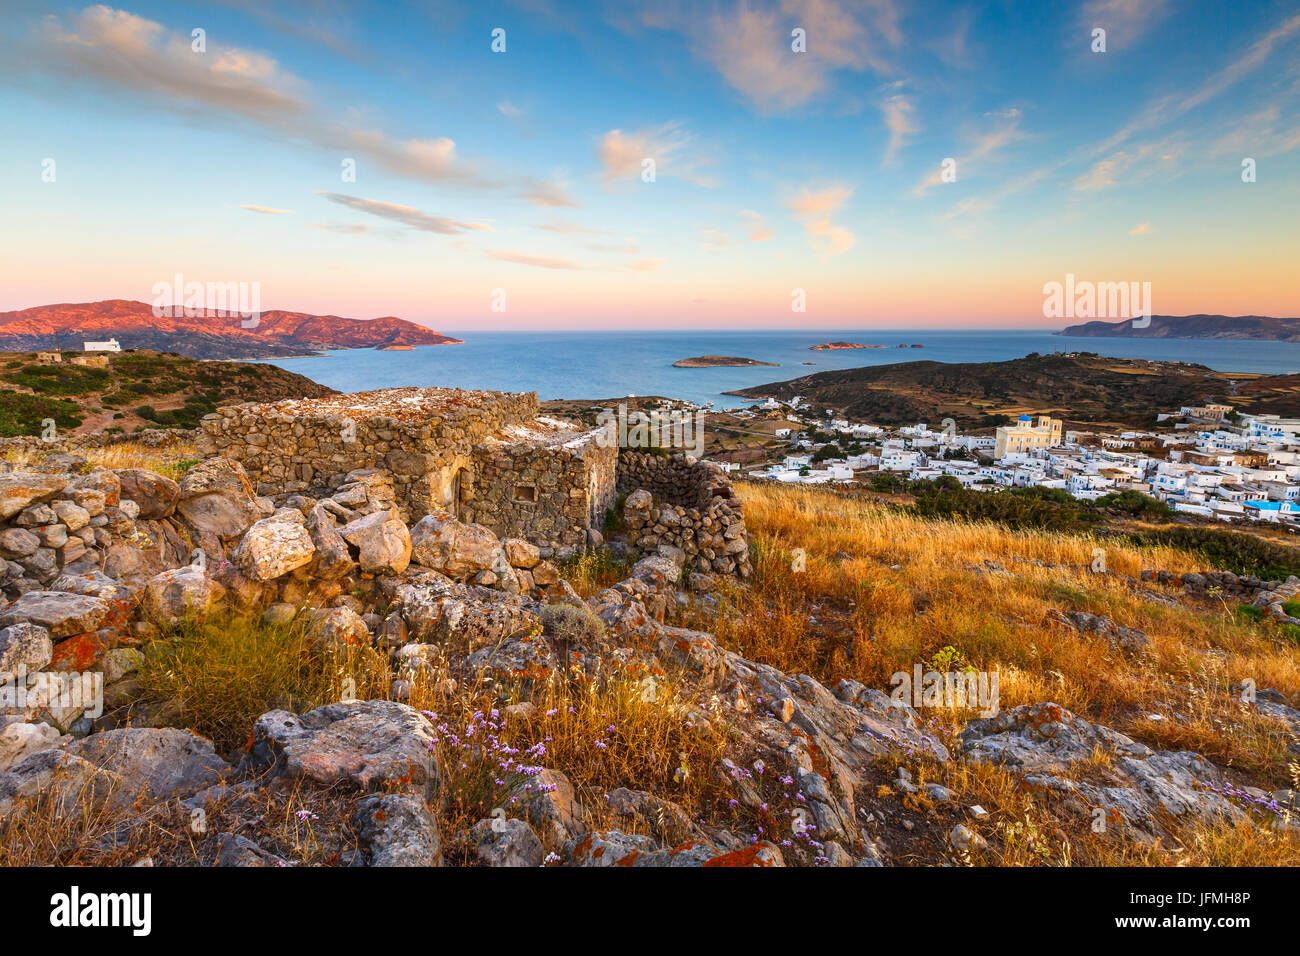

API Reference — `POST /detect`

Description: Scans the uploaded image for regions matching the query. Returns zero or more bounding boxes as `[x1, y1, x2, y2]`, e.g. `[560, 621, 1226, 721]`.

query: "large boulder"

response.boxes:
[68, 728, 230, 802]
[960, 702, 1244, 834]
[340, 510, 411, 575]
[240, 700, 439, 795]
[305, 606, 370, 649]
[0, 473, 67, 522]
[232, 511, 316, 582]
[409, 512, 505, 578]
[115, 469, 181, 519]
[567, 830, 784, 867]
[72, 470, 121, 508]
[469, 817, 544, 867]
[0, 591, 110, 638]
[142, 566, 219, 625]
[306, 505, 356, 581]
[0, 749, 119, 819]
[504, 538, 541, 569]
[176, 457, 258, 544]
[0, 721, 68, 773]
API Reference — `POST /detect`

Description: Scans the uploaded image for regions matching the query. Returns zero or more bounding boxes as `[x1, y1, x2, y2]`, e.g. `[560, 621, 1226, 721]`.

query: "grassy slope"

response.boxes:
[0, 350, 335, 437]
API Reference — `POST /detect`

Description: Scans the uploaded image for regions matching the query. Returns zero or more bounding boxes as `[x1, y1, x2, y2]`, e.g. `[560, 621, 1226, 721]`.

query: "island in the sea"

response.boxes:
[672, 355, 778, 368]
[809, 341, 883, 350]
[1058, 314, 1300, 341]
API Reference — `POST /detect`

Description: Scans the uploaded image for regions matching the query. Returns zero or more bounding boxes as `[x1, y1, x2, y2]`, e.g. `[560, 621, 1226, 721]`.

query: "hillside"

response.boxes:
[1, 455, 1294, 870]
[727, 353, 1283, 428]
[1058, 314, 1300, 341]
[0, 300, 463, 359]
[0, 350, 335, 437]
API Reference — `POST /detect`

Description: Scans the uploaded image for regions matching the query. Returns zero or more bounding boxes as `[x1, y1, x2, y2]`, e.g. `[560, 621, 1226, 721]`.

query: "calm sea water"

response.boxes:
[257, 330, 1300, 409]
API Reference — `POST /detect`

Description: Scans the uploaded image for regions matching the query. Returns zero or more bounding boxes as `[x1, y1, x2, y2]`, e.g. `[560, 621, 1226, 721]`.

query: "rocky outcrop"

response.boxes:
[960, 702, 1243, 837]
[240, 700, 439, 796]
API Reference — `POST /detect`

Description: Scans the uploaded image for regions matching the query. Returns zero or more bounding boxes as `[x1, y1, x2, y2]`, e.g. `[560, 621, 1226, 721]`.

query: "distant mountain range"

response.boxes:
[0, 299, 463, 359]
[1058, 314, 1300, 341]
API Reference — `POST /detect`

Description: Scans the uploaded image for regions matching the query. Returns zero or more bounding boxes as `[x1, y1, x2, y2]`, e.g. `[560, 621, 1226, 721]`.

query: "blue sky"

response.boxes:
[1, 0, 1298, 329]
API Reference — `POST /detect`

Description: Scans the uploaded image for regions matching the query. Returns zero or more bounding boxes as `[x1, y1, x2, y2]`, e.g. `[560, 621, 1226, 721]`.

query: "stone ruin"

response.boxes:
[199, 387, 617, 551]
[198, 387, 751, 566]
[616, 451, 750, 579]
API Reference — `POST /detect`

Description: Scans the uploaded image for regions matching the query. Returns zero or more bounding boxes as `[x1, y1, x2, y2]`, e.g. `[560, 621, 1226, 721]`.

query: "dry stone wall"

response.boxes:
[465, 437, 616, 550]
[199, 387, 615, 550]
[617, 452, 750, 578]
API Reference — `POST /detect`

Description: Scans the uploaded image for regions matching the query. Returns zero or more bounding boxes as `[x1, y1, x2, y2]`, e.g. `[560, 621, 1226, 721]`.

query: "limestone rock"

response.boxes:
[0, 473, 67, 522]
[409, 512, 505, 578]
[241, 700, 439, 794]
[354, 792, 442, 866]
[69, 727, 230, 802]
[341, 510, 411, 575]
[0, 591, 110, 638]
[115, 469, 181, 519]
[0, 623, 53, 681]
[233, 511, 316, 582]
[469, 817, 544, 867]
[176, 457, 258, 542]
[142, 566, 218, 625]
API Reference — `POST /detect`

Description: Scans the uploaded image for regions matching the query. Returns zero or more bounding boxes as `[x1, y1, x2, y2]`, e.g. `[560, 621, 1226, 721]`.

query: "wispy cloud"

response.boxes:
[518, 179, 579, 207]
[12, 5, 537, 194]
[646, 0, 903, 113]
[308, 222, 371, 235]
[1078, 0, 1171, 50]
[484, 249, 588, 270]
[880, 92, 918, 166]
[1085, 11, 1300, 161]
[741, 209, 773, 241]
[241, 204, 292, 214]
[914, 108, 1025, 195]
[532, 220, 612, 235]
[1128, 222, 1151, 235]
[785, 184, 855, 254]
[315, 192, 491, 234]
[597, 122, 715, 186]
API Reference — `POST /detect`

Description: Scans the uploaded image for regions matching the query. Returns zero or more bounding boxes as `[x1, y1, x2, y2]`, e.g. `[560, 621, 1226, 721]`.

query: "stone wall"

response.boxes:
[198, 388, 614, 549]
[465, 436, 616, 550]
[617, 452, 750, 578]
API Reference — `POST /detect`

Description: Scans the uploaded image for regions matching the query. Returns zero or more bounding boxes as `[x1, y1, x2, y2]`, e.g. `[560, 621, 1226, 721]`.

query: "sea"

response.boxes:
[256, 329, 1300, 410]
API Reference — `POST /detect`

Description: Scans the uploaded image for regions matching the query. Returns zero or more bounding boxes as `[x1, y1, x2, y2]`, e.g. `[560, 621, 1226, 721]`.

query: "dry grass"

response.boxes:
[135, 611, 389, 759]
[678, 482, 1300, 864]
[0, 439, 199, 479]
[557, 548, 631, 598]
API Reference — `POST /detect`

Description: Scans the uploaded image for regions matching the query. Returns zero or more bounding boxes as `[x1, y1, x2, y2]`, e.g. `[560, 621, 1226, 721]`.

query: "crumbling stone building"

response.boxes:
[199, 387, 618, 549]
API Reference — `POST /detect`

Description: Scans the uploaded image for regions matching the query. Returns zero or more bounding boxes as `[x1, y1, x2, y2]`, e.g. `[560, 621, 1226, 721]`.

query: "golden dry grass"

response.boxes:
[0, 439, 200, 479]
[686, 482, 1300, 864]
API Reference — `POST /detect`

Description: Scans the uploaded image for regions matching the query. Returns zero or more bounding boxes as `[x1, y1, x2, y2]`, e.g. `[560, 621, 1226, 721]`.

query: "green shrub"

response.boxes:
[0, 389, 84, 437]
[1129, 526, 1300, 579]
[1235, 604, 1263, 623]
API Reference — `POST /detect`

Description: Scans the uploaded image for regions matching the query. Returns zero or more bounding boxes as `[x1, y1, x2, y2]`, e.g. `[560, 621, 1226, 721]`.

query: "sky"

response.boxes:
[1, 0, 1298, 331]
